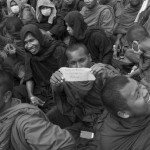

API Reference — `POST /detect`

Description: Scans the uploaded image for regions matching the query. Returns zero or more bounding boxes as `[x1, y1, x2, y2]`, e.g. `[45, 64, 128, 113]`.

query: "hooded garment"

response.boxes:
[20, 24, 67, 85]
[95, 111, 150, 150]
[20, 24, 67, 111]
[64, 11, 113, 64]
[0, 98, 75, 150]
[36, 0, 56, 24]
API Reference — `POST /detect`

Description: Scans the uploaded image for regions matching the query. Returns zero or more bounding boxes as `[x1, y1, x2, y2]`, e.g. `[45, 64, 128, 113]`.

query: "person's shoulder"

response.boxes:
[13, 104, 47, 129]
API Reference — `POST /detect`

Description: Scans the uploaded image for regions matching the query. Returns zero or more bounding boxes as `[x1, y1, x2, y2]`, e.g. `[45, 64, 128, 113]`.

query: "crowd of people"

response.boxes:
[1, 0, 150, 149]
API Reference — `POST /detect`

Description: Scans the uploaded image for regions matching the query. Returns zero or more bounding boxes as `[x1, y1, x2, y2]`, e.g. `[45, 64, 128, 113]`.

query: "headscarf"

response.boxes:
[20, 23, 44, 46]
[36, 0, 57, 24]
[7, 0, 27, 15]
[20, 24, 67, 85]
[64, 11, 87, 40]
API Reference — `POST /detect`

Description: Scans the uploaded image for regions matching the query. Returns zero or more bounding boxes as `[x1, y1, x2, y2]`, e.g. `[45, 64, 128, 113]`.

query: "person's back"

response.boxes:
[0, 70, 75, 150]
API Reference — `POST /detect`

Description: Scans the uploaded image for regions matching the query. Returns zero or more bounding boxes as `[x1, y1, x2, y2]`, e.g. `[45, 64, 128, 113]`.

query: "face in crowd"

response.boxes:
[66, 47, 92, 68]
[119, 78, 150, 118]
[84, 0, 97, 9]
[24, 33, 41, 55]
[40, 6, 52, 17]
[10, 1, 20, 14]
[66, 22, 74, 36]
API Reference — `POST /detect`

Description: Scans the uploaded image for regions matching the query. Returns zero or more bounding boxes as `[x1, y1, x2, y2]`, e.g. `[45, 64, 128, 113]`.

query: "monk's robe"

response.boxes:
[0, 98, 75, 150]
[95, 111, 150, 150]
[80, 4, 115, 36]
[115, 3, 141, 46]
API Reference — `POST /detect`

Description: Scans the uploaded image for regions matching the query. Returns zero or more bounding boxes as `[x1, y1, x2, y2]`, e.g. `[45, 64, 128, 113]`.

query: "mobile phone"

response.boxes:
[80, 131, 94, 139]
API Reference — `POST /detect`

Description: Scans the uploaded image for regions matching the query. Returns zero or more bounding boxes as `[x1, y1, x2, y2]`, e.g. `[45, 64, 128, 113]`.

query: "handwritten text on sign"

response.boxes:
[59, 67, 96, 82]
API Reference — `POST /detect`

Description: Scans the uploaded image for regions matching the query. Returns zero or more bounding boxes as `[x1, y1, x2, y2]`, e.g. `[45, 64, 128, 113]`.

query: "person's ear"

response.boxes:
[117, 111, 130, 119]
[88, 54, 92, 62]
[4, 91, 12, 103]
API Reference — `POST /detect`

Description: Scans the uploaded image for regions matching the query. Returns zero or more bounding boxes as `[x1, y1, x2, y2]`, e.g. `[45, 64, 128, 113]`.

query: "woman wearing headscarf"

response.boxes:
[13, 24, 67, 113]
[64, 11, 113, 64]
[36, 0, 66, 40]
[7, 0, 36, 24]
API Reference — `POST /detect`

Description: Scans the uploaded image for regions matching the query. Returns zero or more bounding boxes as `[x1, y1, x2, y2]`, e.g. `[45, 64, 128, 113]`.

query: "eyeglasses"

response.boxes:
[131, 41, 142, 54]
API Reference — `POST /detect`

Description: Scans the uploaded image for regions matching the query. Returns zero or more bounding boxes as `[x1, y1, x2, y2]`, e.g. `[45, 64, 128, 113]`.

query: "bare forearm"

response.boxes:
[129, 68, 141, 77]
[26, 80, 34, 98]
[116, 34, 123, 41]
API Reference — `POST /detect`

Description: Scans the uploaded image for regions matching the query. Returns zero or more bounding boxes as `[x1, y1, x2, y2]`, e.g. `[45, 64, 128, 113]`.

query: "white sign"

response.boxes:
[59, 67, 96, 82]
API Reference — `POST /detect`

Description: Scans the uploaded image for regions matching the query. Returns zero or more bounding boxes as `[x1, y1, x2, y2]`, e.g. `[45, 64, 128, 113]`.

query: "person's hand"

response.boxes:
[40, 29, 47, 35]
[30, 96, 45, 107]
[4, 43, 16, 55]
[50, 70, 64, 85]
[90, 63, 106, 76]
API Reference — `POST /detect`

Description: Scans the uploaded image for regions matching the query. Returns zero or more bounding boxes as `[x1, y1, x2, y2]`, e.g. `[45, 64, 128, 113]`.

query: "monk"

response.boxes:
[115, 0, 142, 50]
[48, 43, 120, 128]
[0, 70, 75, 150]
[96, 76, 150, 150]
[80, 0, 115, 36]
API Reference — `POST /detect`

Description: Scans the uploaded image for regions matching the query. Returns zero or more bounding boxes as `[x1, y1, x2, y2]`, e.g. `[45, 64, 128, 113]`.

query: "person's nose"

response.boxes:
[76, 62, 81, 68]
[67, 26, 69, 32]
[27, 42, 32, 49]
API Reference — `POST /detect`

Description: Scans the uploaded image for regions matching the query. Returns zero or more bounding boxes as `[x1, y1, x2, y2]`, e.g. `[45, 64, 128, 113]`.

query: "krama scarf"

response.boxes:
[20, 24, 67, 86]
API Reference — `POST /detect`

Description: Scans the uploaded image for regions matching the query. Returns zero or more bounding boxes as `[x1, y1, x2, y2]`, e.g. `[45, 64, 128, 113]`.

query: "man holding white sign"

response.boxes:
[49, 43, 120, 128]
